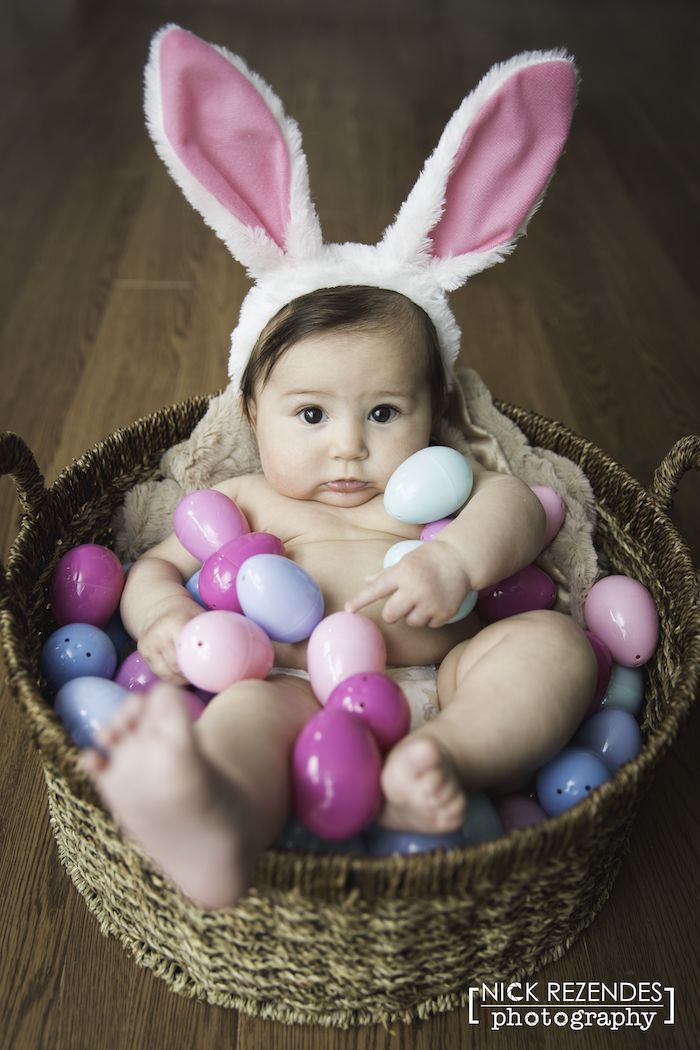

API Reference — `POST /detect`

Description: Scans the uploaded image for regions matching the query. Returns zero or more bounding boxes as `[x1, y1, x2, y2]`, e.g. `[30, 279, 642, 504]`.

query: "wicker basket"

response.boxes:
[1, 400, 698, 1028]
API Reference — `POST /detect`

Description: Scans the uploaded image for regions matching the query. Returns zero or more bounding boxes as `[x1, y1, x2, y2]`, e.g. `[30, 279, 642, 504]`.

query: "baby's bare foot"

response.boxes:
[80, 684, 261, 909]
[379, 734, 467, 833]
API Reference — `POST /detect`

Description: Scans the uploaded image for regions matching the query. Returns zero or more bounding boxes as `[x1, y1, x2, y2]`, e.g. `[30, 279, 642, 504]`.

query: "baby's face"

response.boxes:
[249, 325, 433, 506]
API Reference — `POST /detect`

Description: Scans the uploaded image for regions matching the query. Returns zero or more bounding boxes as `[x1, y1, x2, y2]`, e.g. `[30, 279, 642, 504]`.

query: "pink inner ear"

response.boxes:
[160, 29, 291, 249]
[430, 61, 575, 258]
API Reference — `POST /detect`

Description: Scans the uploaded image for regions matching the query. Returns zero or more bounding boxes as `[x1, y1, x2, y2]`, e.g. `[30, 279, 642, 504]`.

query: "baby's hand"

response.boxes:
[138, 596, 202, 684]
[346, 540, 472, 628]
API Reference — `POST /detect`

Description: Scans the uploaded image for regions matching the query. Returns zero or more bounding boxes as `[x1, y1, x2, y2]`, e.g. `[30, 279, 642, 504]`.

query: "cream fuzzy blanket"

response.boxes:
[112, 368, 599, 622]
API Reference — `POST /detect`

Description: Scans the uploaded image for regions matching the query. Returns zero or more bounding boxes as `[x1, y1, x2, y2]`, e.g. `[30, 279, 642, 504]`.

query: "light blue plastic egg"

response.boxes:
[363, 823, 467, 857]
[462, 791, 504, 844]
[601, 663, 645, 716]
[573, 708, 642, 772]
[54, 676, 128, 749]
[384, 446, 473, 524]
[237, 554, 324, 643]
[185, 569, 207, 608]
[383, 539, 424, 568]
[40, 623, 118, 692]
[536, 747, 610, 817]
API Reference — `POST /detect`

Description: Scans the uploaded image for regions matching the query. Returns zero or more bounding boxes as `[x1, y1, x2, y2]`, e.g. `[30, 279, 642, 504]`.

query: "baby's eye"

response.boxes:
[369, 404, 398, 424]
[298, 406, 326, 425]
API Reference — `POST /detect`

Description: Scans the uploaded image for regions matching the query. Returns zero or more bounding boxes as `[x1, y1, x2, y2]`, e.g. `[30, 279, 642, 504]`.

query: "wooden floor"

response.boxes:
[1, 1, 698, 1047]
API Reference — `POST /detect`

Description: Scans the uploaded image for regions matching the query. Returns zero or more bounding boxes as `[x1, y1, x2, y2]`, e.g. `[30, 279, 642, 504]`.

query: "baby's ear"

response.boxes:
[145, 25, 322, 276]
[380, 52, 577, 285]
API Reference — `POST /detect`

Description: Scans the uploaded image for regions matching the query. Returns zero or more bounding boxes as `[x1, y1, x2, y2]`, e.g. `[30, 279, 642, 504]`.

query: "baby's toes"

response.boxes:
[97, 693, 146, 749]
[140, 684, 196, 746]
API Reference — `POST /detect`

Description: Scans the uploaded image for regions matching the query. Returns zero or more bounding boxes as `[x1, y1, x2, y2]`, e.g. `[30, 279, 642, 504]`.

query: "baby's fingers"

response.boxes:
[345, 572, 397, 614]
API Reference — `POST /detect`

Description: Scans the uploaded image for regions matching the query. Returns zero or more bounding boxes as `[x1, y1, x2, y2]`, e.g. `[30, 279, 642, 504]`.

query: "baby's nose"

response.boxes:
[330, 421, 368, 460]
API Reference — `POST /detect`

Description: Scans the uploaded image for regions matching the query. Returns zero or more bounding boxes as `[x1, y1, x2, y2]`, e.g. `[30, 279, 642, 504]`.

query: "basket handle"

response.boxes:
[649, 435, 700, 515]
[0, 432, 48, 522]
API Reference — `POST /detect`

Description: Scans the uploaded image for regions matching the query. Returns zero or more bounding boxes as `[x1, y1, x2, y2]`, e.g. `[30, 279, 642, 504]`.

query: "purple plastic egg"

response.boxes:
[176, 610, 274, 693]
[198, 532, 284, 612]
[496, 793, 548, 832]
[114, 650, 161, 691]
[292, 708, 382, 839]
[326, 672, 410, 752]
[236, 554, 324, 643]
[584, 575, 659, 667]
[583, 630, 614, 717]
[573, 707, 642, 772]
[173, 489, 249, 561]
[476, 564, 556, 622]
[530, 485, 566, 548]
[50, 544, 125, 627]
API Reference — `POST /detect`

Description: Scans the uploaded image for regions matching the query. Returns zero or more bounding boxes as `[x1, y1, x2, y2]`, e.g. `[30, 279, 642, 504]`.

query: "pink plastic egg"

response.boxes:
[583, 575, 659, 667]
[182, 690, 207, 721]
[420, 517, 453, 541]
[583, 630, 613, 717]
[326, 672, 410, 752]
[50, 544, 125, 627]
[114, 650, 161, 691]
[198, 532, 284, 611]
[292, 708, 382, 839]
[176, 610, 274, 693]
[307, 612, 387, 703]
[173, 490, 249, 561]
[476, 565, 556, 622]
[530, 485, 566, 548]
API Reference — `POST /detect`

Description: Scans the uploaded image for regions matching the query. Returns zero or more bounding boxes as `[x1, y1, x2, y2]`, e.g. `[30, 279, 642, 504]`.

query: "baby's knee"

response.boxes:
[521, 610, 597, 692]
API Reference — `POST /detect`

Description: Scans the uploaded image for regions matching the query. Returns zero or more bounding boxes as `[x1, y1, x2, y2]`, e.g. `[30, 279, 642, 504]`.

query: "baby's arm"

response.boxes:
[347, 466, 546, 628]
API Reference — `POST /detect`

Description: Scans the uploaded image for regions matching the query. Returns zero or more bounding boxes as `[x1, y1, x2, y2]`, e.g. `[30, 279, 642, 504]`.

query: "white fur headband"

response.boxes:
[145, 25, 577, 390]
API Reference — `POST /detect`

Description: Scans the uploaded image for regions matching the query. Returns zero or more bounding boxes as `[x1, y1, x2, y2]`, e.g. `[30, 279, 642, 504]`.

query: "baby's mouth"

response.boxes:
[326, 479, 368, 492]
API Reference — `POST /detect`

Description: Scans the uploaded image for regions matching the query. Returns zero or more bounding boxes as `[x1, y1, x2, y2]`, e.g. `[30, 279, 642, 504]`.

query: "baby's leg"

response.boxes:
[380, 611, 596, 832]
[80, 676, 319, 909]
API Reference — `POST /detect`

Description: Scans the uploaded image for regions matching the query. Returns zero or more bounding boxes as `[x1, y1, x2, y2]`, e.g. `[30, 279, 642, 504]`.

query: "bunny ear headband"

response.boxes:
[145, 25, 577, 390]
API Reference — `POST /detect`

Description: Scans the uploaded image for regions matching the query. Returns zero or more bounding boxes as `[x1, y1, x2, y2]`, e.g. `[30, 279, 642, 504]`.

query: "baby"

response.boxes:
[80, 286, 596, 909]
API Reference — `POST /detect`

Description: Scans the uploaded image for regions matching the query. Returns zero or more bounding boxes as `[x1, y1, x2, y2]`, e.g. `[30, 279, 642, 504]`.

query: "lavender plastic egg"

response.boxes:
[307, 612, 387, 703]
[50, 544, 125, 627]
[601, 664, 645, 716]
[326, 672, 410, 751]
[54, 676, 127, 749]
[420, 517, 453, 541]
[583, 630, 613, 717]
[496, 794, 548, 832]
[236, 554, 324, 643]
[292, 708, 382, 839]
[114, 650, 161, 691]
[363, 824, 467, 857]
[573, 708, 642, 772]
[173, 489, 249, 561]
[530, 485, 566, 548]
[176, 610, 274, 693]
[384, 446, 473, 524]
[199, 532, 284, 612]
[536, 747, 610, 816]
[40, 623, 117, 692]
[584, 575, 659, 667]
[476, 565, 556, 622]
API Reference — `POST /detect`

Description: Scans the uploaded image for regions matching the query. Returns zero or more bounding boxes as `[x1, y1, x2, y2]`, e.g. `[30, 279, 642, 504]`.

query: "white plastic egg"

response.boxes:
[384, 446, 473, 524]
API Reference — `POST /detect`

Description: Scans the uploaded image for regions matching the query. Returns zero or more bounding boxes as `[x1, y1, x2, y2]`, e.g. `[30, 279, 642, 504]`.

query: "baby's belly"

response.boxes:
[273, 538, 479, 671]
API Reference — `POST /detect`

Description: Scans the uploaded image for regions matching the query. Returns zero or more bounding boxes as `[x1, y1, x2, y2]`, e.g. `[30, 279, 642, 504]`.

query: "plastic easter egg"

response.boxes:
[584, 575, 659, 667]
[199, 532, 285, 612]
[461, 792, 504, 844]
[495, 794, 548, 832]
[383, 539, 423, 569]
[102, 609, 134, 661]
[182, 690, 207, 721]
[114, 650, 161, 691]
[476, 565, 556, 622]
[236, 554, 324, 643]
[530, 485, 566, 548]
[363, 824, 467, 857]
[274, 818, 366, 856]
[601, 664, 645, 716]
[326, 672, 410, 751]
[50, 544, 125, 627]
[292, 708, 382, 839]
[176, 610, 274, 693]
[536, 747, 610, 817]
[307, 612, 387, 703]
[583, 630, 614, 717]
[573, 708, 642, 772]
[40, 623, 117, 692]
[54, 676, 127, 749]
[173, 489, 249, 561]
[384, 446, 473, 524]
[185, 570, 207, 608]
[420, 517, 453, 541]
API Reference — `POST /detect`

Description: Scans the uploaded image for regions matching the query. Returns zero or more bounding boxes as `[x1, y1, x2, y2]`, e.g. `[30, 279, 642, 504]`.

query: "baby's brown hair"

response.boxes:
[240, 286, 449, 423]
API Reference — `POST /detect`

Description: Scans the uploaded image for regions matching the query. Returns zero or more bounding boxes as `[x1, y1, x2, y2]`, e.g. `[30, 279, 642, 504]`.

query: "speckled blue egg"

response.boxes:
[40, 623, 117, 692]
[384, 446, 473, 524]
[536, 747, 611, 817]
[54, 676, 127, 749]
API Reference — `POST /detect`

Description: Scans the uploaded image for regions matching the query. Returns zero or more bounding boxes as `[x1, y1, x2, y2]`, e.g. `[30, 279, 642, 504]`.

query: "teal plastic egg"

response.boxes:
[384, 447, 473, 524]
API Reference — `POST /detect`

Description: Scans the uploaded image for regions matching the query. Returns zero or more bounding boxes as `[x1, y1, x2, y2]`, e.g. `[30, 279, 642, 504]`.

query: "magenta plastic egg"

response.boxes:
[530, 485, 566, 548]
[583, 631, 613, 717]
[292, 708, 382, 839]
[420, 517, 453, 541]
[307, 612, 387, 703]
[236, 554, 324, 643]
[496, 793, 548, 832]
[476, 565, 556, 622]
[176, 610, 274, 693]
[583, 575, 659, 667]
[114, 650, 162, 691]
[199, 532, 284, 611]
[384, 446, 473, 524]
[173, 489, 249, 561]
[50, 544, 125, 627]
[326, 672, 410, 751]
